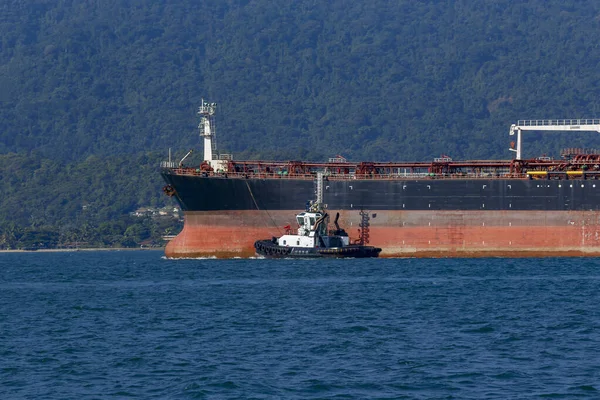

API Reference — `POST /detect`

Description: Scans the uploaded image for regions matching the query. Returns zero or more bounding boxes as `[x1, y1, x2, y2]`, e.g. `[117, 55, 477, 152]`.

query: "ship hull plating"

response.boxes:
[164, 209, 600, 258]
[162, 173, 600, 258]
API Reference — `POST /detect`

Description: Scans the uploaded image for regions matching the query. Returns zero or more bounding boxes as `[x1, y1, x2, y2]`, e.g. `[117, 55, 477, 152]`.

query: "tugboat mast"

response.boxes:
[315, 171, 325, 208]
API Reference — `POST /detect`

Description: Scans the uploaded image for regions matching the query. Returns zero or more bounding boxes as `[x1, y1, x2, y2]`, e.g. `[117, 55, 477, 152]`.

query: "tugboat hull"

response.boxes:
[254, 239, 381, 258]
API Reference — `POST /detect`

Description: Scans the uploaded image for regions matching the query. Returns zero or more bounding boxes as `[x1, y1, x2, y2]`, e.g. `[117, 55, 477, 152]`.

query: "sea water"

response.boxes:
[1, 251, 599, 399]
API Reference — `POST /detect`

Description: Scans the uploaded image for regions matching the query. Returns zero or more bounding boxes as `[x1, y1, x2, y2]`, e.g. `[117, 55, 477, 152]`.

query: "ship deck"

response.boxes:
[164, 167, 600, 181]
[162, 153, 600, 181]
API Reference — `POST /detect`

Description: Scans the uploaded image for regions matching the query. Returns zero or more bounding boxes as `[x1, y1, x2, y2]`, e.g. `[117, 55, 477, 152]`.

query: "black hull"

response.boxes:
[162, 171, 600, 212]
[254, 240, 382, 258]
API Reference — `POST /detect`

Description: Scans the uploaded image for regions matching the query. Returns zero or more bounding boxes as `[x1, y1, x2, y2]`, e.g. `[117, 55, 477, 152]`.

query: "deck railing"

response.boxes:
[517, 119, 600, 126]
[160, 161, 178, 168]
[163, 167, 529, 181]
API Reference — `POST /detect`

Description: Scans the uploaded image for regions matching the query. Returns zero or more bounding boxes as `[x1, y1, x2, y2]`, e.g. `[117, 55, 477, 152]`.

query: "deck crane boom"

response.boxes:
[509, 119, 600, 160]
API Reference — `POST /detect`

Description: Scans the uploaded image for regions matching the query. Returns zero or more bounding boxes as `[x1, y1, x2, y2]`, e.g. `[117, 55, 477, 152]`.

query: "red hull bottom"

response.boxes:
[165, 210, 600, 258]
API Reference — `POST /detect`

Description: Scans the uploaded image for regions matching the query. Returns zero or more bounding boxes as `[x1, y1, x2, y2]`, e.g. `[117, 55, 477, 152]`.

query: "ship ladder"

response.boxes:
[358, 209, 371, 245]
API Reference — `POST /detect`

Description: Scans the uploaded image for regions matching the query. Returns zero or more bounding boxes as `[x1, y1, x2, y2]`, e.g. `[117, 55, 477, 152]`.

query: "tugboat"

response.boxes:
[254, 201, 382, 258]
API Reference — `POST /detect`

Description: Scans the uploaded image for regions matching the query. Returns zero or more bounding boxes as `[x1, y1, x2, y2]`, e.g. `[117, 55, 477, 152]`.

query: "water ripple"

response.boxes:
[1, 252, 600, 398]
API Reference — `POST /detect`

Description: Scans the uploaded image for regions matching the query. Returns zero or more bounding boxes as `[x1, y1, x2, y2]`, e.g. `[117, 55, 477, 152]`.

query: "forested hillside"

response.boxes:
[2, 0, 600, 247]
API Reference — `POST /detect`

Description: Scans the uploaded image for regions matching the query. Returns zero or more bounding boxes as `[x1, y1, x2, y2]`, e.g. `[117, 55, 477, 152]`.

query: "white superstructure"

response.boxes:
[276, 208, 350, 248]
[198, 99, 230, 171]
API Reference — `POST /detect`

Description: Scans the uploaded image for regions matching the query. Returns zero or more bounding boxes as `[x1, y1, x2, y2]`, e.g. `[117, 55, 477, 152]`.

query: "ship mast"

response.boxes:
[198, 99, 217, 163]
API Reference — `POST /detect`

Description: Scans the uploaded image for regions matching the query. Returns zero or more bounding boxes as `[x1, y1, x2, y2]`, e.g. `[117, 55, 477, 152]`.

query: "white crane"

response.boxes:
[509, 119, 600, 160]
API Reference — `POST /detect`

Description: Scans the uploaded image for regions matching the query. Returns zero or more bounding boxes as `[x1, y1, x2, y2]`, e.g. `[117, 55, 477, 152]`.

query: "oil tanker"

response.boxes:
[161, 100, 600, 258]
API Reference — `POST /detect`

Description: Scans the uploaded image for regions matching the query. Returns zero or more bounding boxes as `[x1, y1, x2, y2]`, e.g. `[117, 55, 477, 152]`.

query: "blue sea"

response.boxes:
[1, 252, 600, 399]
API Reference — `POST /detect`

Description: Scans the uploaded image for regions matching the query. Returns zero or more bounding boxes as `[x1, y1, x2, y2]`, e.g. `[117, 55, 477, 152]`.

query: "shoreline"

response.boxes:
[0, 247, 165, 253]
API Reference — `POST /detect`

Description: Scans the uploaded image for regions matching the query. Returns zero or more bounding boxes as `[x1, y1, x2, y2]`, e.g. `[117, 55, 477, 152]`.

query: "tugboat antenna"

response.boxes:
[315, 171, 324, 209]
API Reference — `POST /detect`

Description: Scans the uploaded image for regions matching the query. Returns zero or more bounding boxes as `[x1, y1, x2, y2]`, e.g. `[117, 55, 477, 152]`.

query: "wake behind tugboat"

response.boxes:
[254, 201, 381, 259]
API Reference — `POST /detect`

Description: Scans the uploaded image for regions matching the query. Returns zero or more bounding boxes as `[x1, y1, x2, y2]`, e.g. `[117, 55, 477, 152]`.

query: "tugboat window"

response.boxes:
[283, 240, 286, 245]
[297, 240, 300, 245]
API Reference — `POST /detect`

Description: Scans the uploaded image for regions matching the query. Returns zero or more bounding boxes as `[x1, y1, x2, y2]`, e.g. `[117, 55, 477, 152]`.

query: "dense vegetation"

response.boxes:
[0, 152, 181, 249]
[2, 0, 600, 248]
